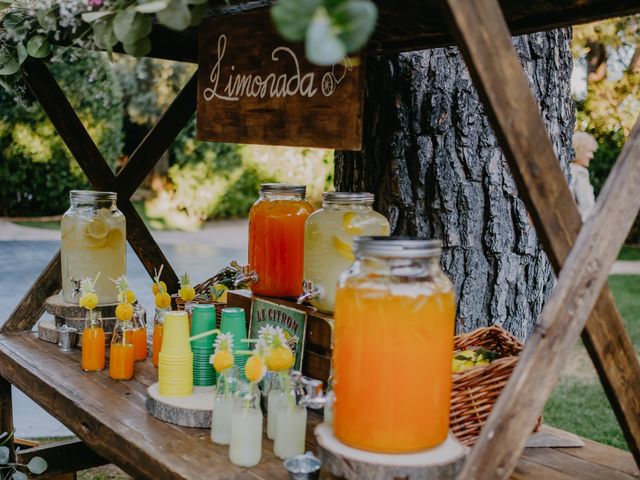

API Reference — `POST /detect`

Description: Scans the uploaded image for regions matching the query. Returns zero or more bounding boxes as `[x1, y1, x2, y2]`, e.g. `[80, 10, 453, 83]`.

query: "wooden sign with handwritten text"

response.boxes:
[197, 10, 364, 150]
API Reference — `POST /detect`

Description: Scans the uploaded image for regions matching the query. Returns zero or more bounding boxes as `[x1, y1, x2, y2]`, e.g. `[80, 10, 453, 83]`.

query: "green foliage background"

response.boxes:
[0, 48, 123, 216]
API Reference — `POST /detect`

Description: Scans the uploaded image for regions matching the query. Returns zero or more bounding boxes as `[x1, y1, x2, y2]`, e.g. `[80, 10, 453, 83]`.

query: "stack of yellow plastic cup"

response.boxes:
[158, 311, 193, 397]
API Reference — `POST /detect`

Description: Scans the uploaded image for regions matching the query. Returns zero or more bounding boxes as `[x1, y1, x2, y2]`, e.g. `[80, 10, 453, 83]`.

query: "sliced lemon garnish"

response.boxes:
[343, 212, 364, 235]
[86, 217, 109, 239]
[211, 283, 229, 303]
[106, 228, 124, 248]
[333, 235, 355, 262]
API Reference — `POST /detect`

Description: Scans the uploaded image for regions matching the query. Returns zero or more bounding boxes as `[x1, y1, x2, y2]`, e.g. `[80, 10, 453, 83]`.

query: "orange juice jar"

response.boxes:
[152, 309, 166, 367]
[244, 184, 313, 298]
[110, 319, 135, 380]
[333, 237, 456, 453]
[82, 311, 105, 372]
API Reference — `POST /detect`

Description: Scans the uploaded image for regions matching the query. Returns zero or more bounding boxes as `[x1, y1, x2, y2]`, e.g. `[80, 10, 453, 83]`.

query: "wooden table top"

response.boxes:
[0, 332, 637, 480]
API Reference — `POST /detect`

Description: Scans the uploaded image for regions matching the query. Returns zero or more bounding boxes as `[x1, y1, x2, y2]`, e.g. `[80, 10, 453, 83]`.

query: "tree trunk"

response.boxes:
[335, 29, 574, 341]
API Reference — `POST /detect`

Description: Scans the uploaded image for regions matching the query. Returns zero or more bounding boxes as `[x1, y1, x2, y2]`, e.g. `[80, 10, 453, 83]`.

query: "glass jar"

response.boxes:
[333, 237, 456, 453]
[61, 190, 126, 304]
[229, 388, 263, 467]
[110, 319, 135, 381]
[81, 310, 105, 372]
[274, 376, 307, 459]
[300, 192, 390, 313]
[211, 366, 239, 445]
[266, 372, 285, 440]
[152, 309, 166, 368]
[244, 184, 313, 298]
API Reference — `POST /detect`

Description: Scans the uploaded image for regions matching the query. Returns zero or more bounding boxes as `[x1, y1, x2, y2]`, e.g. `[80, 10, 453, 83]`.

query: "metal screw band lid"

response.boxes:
[322, 191, 374, 204]
[354, 236, 442, 258]
[70, 190, 117, 202]
[260, 183, 306, 196]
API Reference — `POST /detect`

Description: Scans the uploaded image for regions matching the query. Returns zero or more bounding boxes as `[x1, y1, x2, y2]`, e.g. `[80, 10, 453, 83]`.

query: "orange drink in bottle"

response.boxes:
[246, 184, 313, 298]
[82, 325, 105, 372]
[152, 309, 166, 367]
[333, 237, 455, 453]
[110, 343, 135, 380]
[131, 328, 147, 361]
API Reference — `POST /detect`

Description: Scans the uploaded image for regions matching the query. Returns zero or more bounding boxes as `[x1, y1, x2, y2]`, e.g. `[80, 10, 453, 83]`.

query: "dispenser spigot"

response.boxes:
[297, 280, 321, 305]
[291, 371, 326, 410]
[233, 264, 258, 287]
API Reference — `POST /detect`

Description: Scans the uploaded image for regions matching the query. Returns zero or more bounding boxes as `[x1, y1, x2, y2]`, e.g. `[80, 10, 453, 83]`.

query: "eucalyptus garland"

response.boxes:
[0, 0, 377, 98]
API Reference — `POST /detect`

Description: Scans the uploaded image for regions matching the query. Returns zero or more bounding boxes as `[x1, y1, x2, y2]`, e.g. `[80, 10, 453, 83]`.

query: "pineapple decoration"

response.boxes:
[79, 273, 100, 312]
[245, 339, 267, 386]
[179, 273, 196, 303]
[153, 265, 171, 310]
[211, 333, 235, 374]
[263, 326, 295, 373]
[112, 275, 134, 322]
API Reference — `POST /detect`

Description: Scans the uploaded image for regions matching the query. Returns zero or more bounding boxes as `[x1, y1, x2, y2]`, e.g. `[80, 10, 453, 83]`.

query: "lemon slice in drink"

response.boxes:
[86, 217, 109, 239]
[106, 228, 124, 249]
[343, 212, 364, 235]
[333, 235, 355, 262]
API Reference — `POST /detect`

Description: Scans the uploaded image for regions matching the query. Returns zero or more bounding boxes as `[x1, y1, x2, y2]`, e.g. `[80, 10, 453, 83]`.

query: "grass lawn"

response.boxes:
[619, 245, 640, 261]
[543, 274, 640, 450]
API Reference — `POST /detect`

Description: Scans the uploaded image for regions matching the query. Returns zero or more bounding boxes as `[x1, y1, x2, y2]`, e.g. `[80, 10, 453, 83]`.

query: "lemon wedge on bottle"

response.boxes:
[333, 235, 355, 262]
[343, 212, 364, 235]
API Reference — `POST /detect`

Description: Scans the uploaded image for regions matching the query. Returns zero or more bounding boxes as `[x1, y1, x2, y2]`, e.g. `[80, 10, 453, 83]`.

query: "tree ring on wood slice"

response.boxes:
[44, 294, 119, 317]
[146, 383, 214, 428]
[315, 424, 467, 480]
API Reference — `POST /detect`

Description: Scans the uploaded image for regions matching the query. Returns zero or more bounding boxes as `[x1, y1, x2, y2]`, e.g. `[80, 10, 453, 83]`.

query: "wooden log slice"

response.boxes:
[37, 319, 60, 344]
[44, 294, 119, 318]
[146, 383, 214, 428]
[315, 424, 467, 480]
[63, 317, 117, 334]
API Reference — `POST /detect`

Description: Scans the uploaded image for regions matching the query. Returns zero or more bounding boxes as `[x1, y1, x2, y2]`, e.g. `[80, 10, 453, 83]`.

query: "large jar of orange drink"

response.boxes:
[333, 237, 456, 453]
[245, 184, 313, 298]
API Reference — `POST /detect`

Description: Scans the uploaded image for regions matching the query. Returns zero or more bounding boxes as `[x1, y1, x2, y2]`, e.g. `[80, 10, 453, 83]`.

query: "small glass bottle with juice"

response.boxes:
[241, 184, 313, 298]
[110, 318, 135, 381]
[333, 237, 456, 453]
[82, 310, 105, 372]
[152, 309, 166, 368]
[229, 388, 263, 467]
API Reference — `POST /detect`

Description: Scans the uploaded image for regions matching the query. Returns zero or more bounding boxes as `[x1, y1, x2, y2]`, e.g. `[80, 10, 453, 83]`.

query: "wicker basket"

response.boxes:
[450, 326, 538, 446]
[170, 274, 232, 326]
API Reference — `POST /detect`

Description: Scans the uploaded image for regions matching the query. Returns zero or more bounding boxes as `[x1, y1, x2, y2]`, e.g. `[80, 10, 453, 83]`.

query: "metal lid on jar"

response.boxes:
[322, 192, 374, 204]
[69, 190, 117, 201]
[260, 183, 306, 196]
[354, 236, 442, 258]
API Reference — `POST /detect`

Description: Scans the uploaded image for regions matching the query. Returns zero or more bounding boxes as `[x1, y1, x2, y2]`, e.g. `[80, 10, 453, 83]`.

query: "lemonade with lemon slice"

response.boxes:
[61, 191, 126, 304]
[302, 192, 389, 313]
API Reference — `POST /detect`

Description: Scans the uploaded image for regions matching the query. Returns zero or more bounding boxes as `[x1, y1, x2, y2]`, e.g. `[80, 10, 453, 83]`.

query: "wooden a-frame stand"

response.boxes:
[0, 1, 639, 478]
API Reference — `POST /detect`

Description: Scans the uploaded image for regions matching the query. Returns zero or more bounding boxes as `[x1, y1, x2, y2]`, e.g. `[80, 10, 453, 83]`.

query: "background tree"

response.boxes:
[335, 29, 574, 340]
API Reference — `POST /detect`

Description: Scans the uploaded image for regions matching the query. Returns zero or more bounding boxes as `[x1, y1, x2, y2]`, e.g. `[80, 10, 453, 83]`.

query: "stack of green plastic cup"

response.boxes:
[190, 304, 217, 387]
[219, 307, 248, 381]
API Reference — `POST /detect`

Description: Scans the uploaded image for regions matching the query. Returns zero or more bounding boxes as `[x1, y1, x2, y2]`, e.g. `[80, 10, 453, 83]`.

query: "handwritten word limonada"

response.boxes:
[203, 34, 350, 102]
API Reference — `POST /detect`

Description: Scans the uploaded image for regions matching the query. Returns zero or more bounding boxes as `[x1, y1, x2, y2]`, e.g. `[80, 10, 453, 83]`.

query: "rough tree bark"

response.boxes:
[335, 29, 574, 340]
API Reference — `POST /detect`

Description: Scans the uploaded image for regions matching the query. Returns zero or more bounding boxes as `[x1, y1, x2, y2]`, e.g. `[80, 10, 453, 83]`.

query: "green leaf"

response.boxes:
[93, 20, 118, 49]
[189, 2, 207, 26]
[135, 0, 170, 14]
[113, 8, 152, 44]
[186, 0, 208, 4]
[332, 0, 377, 52]
[271, 0, 320, 42]
[12, 472, 28, 480]
[36, 9, 56, 30]
[0, 445, 9, 464]
[26, 35, 50, 58]
[0, 2, 12, 11]
[156, 0, 191, 31]
[2, 12, 25, 31]
[0, 56, 20, 76]
[123, 37, 151, 57]
[305, 10, 345, 66]
[16, 42, 27, 64]
[81, 10, 115, 23]
[27, 456, 48, 475]
[0, 78, 11, 93]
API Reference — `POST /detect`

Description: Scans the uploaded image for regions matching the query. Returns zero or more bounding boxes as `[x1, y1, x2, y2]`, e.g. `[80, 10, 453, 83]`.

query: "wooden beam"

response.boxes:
[88, 0, 640, 64]
[17, 439, 108, 479]
[1, 253, 61, 333]
[443, 0, 640, 472]
[109, 72, 198, 199]
[0, 376, 15, 462]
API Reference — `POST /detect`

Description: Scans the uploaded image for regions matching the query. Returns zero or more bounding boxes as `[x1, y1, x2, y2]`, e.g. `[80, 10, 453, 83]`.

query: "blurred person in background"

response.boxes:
[570, 131, 598, 221]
